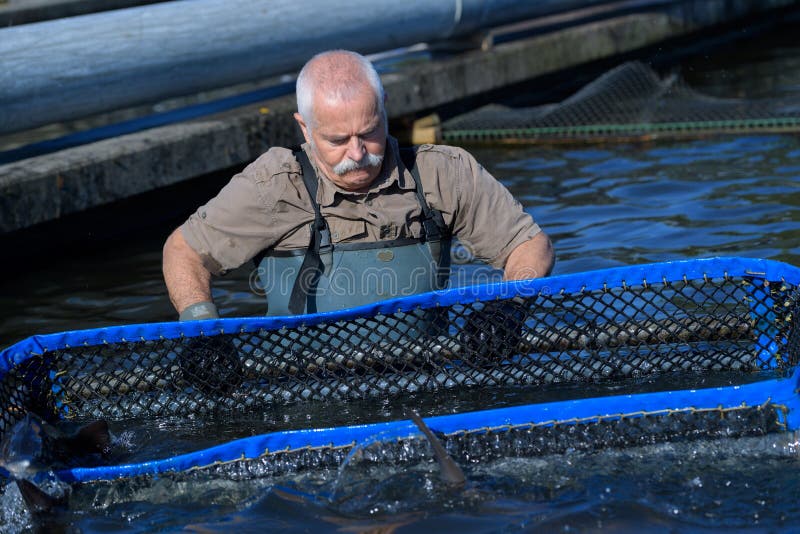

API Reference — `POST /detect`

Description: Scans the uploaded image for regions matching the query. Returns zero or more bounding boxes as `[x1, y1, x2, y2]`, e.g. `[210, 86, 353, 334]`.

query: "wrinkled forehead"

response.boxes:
[314, 81, 380, 109]
[311, 85, 383, 127]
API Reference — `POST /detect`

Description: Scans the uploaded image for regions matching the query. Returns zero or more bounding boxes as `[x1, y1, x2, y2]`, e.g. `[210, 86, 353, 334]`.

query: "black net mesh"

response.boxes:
[441, 61, 800, 143]
[1, 270, 798, 445]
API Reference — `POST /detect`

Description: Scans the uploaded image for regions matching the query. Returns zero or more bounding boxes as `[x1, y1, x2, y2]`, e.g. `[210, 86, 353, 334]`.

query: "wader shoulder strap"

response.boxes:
[288, 150, 332, 315]
[287, 148, 447, 314]
[399, 147, 449, 242]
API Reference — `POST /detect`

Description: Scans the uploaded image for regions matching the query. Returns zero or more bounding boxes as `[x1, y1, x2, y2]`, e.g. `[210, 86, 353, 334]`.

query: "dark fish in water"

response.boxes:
[1, 413, 112, 474]
[59, 313, 754, 420]
[15, 478, 68, 515]
[1, 413, 112, 517]
[408, 410, 466, 488]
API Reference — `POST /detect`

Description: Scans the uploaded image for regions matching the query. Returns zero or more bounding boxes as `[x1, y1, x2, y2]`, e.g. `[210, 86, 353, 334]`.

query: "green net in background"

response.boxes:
[442, 61, 800, 143]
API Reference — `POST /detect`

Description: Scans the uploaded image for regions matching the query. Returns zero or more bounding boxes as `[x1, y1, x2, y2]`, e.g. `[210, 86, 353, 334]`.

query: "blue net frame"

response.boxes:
[0, 256, 798, 483]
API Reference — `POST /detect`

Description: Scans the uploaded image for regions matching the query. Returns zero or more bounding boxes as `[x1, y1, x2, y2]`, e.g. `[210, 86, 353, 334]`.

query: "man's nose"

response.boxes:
[346, 136, 365, 161]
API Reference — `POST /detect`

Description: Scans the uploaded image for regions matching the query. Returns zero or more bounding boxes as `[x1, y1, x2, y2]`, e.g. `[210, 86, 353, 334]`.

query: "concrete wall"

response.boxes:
[0, 0, 797, 234]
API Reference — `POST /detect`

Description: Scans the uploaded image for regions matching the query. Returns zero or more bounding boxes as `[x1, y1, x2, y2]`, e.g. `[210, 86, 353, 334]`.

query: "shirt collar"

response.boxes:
[303, 136, 415, 208]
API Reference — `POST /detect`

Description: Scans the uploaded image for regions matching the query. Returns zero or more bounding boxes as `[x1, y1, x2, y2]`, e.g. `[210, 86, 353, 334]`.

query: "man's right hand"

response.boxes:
[179, 334, 243, 395]
[175, 300, 242, 395]
[458, 297, 528, 361]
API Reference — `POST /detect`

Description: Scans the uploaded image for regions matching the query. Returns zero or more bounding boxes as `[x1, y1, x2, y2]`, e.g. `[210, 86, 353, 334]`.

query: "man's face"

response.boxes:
[295, 85, 387, 192]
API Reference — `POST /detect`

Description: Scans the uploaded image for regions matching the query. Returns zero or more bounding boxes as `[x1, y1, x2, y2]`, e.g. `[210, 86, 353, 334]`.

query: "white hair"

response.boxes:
[296, 50, 386, 131]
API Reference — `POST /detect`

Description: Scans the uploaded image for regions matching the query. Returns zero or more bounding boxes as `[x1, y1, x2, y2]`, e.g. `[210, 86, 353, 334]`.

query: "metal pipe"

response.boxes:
[0, 0, 616, 135]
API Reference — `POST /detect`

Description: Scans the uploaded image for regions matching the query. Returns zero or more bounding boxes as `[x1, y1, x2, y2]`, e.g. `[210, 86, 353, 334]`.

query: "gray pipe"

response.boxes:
[0, 0, 612, 135]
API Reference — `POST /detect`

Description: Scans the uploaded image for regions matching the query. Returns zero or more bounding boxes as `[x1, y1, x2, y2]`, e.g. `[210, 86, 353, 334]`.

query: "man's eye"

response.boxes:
[330, 138, 347, 145]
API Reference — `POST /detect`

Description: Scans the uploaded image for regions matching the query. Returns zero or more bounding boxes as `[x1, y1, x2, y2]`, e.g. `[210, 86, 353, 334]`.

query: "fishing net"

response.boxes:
[441, 61, 800, 143]
[171, 402, 789, 482]
[0, 257, 798, 483]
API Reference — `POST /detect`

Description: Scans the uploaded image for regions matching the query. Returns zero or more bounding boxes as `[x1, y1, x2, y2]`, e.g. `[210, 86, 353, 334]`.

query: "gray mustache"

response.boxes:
[333, 152, 384, 175]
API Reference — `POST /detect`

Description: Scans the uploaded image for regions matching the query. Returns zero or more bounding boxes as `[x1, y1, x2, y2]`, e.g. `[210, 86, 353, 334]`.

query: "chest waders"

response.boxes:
[255, 148, 451, 342]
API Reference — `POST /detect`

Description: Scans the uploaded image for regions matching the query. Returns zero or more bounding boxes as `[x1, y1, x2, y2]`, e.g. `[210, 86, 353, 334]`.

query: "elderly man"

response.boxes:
[163, 49, 554, 321]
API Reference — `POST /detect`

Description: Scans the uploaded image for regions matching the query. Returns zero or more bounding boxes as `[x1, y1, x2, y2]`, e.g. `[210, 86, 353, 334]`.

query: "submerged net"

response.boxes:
[0, 257, 799, 482]
[441, 61, 800, 143]
[174, 403, 788, 482]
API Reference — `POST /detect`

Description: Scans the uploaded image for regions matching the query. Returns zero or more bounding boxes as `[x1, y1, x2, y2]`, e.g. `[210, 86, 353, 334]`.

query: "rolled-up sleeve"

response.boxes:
[449, 148, 541, 269]
[180, 167, 283, 275]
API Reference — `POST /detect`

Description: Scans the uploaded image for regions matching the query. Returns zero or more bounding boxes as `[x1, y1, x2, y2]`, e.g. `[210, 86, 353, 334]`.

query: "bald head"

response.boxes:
[296, 50, 385, 130]
[293, 50, 389, 192]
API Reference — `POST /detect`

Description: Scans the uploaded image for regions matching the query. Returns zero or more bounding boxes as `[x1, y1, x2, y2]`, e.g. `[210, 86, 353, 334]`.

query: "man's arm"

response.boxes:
[503, 231, 555, 281]
[458, 230, 554, 360]
[164, 228, 241, 392]
[162, 228, 216, 318]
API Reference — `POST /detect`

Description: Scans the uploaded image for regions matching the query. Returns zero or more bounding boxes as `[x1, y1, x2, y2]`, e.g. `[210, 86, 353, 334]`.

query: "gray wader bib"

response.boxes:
[255, 148, 451, 342]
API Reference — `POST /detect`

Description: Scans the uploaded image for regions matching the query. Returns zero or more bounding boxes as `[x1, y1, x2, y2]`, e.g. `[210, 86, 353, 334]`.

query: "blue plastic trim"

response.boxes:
[57, 366, 800, 484]
[2, 257, 798, 376]
[0, 336, 46, 375]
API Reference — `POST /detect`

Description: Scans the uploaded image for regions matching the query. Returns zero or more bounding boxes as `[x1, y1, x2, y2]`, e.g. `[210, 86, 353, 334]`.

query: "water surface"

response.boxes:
[2, 22, 800, 534]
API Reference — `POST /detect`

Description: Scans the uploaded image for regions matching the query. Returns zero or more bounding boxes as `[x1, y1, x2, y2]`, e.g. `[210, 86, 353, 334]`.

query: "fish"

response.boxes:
[1, 412, 112, 516]
[408, 410, 466, 488]
[1, 413, 112, 475]
[14, 477, 68, 515]
[59, 313, 754, 417]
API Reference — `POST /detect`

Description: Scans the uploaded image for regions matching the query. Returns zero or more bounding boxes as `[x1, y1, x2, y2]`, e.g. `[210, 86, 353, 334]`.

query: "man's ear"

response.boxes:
[293, 112, 311, 144]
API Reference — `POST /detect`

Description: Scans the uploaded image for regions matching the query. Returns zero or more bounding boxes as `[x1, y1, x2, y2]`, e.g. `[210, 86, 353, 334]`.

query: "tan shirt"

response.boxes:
[181, 136, 541, 275]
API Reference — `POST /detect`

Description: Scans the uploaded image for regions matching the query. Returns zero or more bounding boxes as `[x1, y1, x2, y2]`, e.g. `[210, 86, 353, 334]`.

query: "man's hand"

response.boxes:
[459, 230, 551, 361]
[178, 334, 243, 396]
[459, 297, 528, 361]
